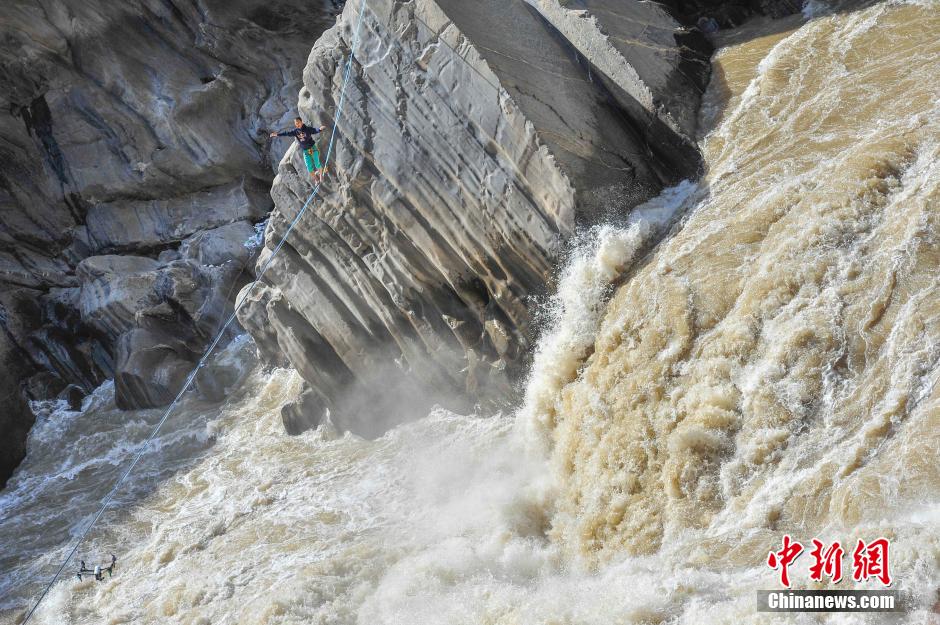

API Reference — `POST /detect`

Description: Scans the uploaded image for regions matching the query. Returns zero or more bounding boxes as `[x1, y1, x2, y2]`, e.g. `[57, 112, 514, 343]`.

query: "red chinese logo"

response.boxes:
[852, 538, 892, 586]
[767, 536, 892, 588]
[809, 539, 844, 583]
[767, 535, 804, 588]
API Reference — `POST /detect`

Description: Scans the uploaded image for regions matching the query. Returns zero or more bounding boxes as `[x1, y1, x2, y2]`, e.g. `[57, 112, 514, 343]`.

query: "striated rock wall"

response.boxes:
[0, 0, 341, 484]
[239, 0, 712, 435]
[524, 0, 710, 160]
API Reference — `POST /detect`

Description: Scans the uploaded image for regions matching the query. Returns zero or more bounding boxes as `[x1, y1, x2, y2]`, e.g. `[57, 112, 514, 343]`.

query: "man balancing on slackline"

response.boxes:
[270, 117, 327, 183]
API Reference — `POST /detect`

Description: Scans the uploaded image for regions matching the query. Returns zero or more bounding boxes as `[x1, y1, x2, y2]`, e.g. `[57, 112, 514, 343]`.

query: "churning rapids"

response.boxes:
[2, 1, 939, 623]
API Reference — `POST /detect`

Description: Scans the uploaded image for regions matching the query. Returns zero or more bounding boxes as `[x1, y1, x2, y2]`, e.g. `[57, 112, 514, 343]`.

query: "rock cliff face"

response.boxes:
[525, 0, 713, 157]
[0, 0, 341, 484]
[238, 0, 712, 435]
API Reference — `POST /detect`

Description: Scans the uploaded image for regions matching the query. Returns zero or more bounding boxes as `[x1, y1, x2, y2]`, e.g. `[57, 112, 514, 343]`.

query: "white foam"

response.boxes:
[520, 180, 697, 452]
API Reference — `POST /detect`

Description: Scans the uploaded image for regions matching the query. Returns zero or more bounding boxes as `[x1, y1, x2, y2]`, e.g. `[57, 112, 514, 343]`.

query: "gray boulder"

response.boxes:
[114, 328, 196, 409]
[280, 385, 326, 436]
[57, 384, 85, 411]
[99, 254, 257, 408]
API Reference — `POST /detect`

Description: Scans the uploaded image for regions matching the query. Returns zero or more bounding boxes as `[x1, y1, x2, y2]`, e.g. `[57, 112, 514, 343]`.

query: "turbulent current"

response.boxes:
[2, 1, 939, 623]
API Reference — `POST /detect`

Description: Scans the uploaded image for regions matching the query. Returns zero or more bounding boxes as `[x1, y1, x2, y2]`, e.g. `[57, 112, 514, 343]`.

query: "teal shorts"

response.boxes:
[302, 147, 322, 172]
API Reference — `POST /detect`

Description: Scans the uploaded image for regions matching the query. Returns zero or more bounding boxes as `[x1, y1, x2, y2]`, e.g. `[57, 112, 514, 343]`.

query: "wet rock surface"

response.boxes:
[239, 0, 713, 435]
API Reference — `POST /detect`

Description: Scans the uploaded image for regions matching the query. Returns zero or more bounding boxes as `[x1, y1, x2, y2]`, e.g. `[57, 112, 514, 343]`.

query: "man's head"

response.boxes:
[294, 117, 303, 128]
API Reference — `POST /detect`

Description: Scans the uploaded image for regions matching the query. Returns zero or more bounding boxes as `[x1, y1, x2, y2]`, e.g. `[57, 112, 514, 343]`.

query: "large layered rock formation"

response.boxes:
[525, 0, 710, 157]
[238, 0, 712, 435]
[0, 0, 341, 484]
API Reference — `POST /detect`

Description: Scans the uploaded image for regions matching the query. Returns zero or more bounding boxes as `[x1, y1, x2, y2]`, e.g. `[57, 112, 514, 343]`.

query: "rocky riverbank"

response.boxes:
[0, 0, 805, 484]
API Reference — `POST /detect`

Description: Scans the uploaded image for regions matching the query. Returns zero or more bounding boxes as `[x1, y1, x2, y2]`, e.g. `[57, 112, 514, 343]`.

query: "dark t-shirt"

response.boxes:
[278, 124, 321, 150]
